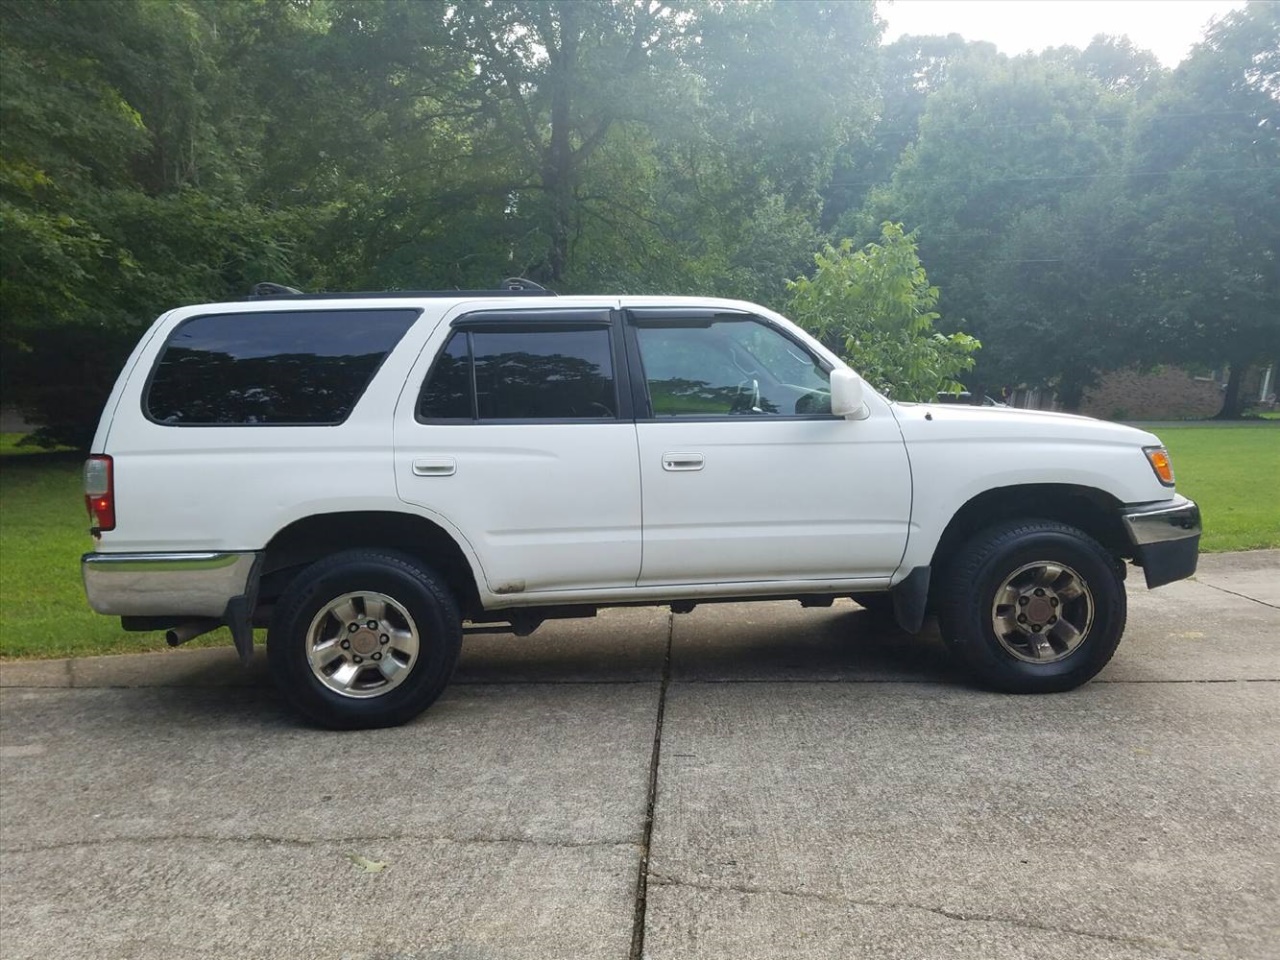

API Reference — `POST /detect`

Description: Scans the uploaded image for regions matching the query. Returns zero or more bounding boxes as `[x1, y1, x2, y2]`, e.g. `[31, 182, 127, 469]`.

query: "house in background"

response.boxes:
[1012, 364, 1276, 420]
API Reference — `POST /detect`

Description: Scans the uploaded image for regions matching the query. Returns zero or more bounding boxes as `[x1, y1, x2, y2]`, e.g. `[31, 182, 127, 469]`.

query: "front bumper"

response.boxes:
[1121, 495, 1201, 589]
[82, 551, 261, 618]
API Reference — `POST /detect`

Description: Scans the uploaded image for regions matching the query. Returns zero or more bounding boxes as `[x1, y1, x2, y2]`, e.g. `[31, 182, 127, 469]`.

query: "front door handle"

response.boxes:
[662, 453, 705, 472]
[412, 457, 457, 477]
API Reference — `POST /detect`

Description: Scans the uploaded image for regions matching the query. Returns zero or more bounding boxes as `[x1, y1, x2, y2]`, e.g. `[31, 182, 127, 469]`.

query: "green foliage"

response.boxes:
[1, 0, 1277, 442]
[1126, 1, 1280, 417]
[864, 51, 1139, 403]
[856, 5, 1277, 415]
[0, 0, 305, 447]
[786, 223, 979, 401]
[823, 32, 1000, 230]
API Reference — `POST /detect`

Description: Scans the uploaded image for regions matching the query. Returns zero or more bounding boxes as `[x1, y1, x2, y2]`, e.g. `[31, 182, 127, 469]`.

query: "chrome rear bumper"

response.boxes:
[82, 551, 261, 617]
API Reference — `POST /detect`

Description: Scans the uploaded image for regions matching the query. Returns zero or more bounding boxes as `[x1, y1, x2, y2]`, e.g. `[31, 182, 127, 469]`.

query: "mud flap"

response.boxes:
[892, 566, 931, 634]
[222, 554, 263, 666]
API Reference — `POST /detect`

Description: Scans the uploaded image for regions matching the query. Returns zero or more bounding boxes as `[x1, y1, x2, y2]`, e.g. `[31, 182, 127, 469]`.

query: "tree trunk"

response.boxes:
[1056, 378, 1086, 413]
[544, 3, 578, 284]
[1213, 363, 1249, 420]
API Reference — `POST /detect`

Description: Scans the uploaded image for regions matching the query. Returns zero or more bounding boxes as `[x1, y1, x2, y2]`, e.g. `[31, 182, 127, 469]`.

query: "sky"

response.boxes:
[877, 0, 1250, 66]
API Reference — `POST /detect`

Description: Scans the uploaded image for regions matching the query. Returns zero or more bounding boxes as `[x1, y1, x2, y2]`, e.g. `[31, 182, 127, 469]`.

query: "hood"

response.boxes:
[890, 401, 1162, 447]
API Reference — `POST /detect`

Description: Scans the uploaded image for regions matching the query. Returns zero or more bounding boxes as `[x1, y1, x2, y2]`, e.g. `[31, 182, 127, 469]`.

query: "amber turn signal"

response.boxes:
[1144, 446, 1175, 486]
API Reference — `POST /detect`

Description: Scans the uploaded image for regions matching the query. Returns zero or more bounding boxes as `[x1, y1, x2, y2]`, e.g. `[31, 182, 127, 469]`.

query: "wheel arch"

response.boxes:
[929, 484, 1130, 580]
[258, 511, 482, 618]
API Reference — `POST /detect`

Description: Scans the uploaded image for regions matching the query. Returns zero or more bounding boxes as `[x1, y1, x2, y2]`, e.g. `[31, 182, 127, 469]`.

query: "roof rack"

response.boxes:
[246, 278, 556, 301]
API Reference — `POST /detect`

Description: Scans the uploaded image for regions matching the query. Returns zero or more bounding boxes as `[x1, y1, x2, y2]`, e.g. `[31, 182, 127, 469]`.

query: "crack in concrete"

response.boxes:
[647, 873, 1207, 955]
[1191, 578, 1280, 610]
[1, 832, 636, 856]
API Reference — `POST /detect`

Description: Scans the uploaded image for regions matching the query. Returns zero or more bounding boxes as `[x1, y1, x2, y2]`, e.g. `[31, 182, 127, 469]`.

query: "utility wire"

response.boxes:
[865, 109, 1268, 136]
[828, 165, 1278, 188]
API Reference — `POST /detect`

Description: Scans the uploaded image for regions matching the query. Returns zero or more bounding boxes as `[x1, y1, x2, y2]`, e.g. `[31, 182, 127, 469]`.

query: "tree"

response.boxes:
[786, 222, 979, 401]
[823, 33, 999, 231]
[1044, 35, 1162, 94]
[233, 0, 880, 301]
[863, 49, 1153, 405]
[0, 0, 884, 444]
[436, 0, 882, 292]
[0, 0, 298, 446]
[1127, 0, 1280, 418]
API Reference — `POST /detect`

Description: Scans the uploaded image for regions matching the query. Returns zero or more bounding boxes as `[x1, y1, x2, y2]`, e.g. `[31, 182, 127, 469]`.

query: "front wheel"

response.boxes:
[937, 520, 1126, 693]
[268, 550, 462, 729]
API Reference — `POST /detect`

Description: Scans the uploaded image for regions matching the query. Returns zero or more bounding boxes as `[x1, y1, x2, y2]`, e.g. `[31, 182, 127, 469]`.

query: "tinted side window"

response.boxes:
[147, 309, 419, 425]
[635, 319, 831, 417]
[418, 326, 616, 420]
[417, 332, 472, 419]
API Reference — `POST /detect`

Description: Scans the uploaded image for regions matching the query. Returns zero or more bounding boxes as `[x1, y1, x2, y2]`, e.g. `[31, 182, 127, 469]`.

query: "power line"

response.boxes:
[828, 166, 1278, 188]
[942, 256, 1142, 265]
[866, 109, 1267, 136]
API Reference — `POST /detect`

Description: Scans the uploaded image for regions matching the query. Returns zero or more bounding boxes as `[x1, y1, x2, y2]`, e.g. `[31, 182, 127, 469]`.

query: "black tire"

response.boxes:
[937, 520, 1126, 693]
[268, 549, 462, 729]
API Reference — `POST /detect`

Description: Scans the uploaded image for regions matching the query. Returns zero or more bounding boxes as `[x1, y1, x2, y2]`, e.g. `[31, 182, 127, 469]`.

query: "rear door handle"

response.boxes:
[662, 453, 705, 472]
[412, 457, 457, 477]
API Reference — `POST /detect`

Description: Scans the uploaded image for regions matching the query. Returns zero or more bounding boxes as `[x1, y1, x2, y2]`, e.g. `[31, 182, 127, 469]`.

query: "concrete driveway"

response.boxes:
[2, 552, 1277, 960]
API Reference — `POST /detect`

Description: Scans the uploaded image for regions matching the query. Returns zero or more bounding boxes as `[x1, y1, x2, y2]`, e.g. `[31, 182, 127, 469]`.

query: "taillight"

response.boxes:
[84, 455, 116, 532]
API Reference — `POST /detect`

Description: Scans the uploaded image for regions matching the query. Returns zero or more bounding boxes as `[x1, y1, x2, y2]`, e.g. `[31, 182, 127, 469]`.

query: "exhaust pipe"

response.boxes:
[165, 618, 222, 647]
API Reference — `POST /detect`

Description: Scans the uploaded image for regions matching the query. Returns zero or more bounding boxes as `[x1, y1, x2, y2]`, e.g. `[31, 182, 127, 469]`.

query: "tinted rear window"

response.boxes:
[146, 309, 419, 425]
[418, 326, 616, 420]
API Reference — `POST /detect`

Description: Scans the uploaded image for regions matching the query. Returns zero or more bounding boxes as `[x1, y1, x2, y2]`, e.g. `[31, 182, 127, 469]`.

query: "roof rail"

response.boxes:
[251, 282, 304, 297]
[246, 278, 556, 301]
[502, 277, 547, 291]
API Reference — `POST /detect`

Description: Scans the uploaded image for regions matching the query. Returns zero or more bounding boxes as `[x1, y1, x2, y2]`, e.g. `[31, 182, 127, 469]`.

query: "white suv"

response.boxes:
[82, 286, 1201, 728]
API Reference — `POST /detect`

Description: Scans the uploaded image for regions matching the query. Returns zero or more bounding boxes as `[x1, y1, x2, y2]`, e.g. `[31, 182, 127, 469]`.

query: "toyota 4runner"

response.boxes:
[81, 284, 1201, 728]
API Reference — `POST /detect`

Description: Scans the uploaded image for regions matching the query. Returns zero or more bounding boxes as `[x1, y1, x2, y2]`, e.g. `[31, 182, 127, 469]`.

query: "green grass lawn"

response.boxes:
[0, 449, 238, 659]
[1, 425, 1276, 659]
[1155, 425, 1280, 552]
[0, 432, 70, 455]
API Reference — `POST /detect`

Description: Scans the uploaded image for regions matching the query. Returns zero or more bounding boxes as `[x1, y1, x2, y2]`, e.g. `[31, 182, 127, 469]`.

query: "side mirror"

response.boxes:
[830, 368, 867, 419]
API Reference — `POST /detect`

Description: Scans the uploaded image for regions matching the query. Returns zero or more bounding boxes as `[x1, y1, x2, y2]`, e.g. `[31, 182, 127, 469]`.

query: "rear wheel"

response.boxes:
[268, 550, 461, 729]
[938, 520, 1125, 693]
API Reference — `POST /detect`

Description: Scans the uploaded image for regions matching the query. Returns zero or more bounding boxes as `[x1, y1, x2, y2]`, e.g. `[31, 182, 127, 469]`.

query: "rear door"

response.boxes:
[627, 308, 912, 586]
[394, 307, 642, 596]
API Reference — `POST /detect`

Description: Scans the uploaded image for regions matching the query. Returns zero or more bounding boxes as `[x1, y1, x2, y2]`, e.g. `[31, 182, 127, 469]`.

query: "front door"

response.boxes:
[627, 308, 911, 586]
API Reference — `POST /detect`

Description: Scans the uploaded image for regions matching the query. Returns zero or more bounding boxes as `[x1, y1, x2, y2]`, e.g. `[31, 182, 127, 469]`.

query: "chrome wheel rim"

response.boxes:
[990, 562, 1094, 664]
[306, 591, 420, 699]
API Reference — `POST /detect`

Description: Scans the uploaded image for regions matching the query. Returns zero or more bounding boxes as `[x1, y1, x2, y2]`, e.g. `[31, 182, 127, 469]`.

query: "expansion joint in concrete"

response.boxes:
[629, 611, 674, 960]
[1192, 578, 1280, 610]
